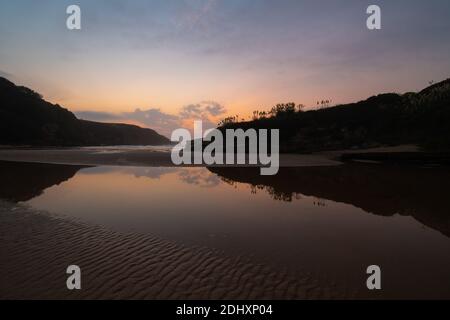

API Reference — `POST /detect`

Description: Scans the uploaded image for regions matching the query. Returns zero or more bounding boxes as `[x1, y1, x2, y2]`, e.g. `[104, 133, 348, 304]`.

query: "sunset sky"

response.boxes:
[1, 0, 450, 136]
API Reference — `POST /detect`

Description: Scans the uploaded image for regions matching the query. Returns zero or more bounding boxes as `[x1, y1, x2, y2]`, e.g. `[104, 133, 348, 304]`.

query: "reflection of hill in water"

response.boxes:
[209, 164, 450, 238]
[2, 160, 448, 238]
[0, 161, 86, 202]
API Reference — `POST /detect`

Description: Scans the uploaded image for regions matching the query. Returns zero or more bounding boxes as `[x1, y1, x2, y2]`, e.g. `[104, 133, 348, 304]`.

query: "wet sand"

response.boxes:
[0, 201, 342, 300]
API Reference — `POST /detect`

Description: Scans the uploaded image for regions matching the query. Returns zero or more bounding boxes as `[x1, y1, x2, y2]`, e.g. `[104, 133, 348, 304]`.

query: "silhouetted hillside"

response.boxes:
[218, 79, 450, 152]
[0, 77, 170, 146]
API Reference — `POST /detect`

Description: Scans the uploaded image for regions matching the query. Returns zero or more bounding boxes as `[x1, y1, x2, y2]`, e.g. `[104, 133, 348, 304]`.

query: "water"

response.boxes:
[1, 161, 450, 298]
[77, 145, 175, 153]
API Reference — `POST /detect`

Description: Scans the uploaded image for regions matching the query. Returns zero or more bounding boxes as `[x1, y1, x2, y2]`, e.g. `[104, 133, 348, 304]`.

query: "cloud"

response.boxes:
[75, 111, 120, 121]
[204, 101, 227, 116]
[179, 101, 227, 130]
[123, 108, 180, 128]
[179, 104, 202, 118]
[180, 101, 226, 119]
[76, 101, 227, 138]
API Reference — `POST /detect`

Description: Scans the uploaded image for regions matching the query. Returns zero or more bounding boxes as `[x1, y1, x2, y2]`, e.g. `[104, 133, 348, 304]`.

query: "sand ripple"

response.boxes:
[0, 201, 343, 300]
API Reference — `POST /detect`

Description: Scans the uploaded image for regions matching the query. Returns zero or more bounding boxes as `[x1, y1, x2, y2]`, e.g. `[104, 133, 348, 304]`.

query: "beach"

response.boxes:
[0, 201, 340, 299]
[1, 147, 450, 300]
[0, 150, 341, 299]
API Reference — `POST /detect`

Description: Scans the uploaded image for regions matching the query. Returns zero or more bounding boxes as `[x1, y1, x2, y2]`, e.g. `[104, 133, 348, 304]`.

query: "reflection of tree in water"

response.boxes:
[260, 186, 296, 202]
[178, 168, 221, 188]
[220, 175, 301, 202]
[209, 165, 450, 237]
[313, 200, 327, 207]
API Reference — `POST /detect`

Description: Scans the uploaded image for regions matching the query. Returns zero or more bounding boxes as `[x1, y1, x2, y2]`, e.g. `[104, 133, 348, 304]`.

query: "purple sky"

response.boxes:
[1, 0, 449, 135]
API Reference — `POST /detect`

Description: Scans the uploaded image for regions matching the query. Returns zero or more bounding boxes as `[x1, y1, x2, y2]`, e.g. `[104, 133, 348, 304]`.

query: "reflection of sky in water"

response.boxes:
[78, 145, 174, 153]
[20, 165, 450, 298]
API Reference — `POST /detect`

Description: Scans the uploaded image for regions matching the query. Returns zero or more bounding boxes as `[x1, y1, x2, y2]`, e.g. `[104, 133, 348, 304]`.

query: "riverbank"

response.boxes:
[0, 148, 341, 167]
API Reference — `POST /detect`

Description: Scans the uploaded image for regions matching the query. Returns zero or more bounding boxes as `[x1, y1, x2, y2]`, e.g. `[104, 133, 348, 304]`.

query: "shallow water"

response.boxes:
[1, 161, 450, 298]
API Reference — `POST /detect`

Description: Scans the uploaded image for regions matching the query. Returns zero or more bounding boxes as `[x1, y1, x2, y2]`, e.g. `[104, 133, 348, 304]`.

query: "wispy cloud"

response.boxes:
[179, 101, 225, 118]
[179, 101, 226, 129]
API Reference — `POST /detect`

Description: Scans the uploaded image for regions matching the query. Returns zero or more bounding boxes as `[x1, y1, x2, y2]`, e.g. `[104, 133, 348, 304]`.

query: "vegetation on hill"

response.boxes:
[0, 77, 170, 146]
[218, 79, 450, 152]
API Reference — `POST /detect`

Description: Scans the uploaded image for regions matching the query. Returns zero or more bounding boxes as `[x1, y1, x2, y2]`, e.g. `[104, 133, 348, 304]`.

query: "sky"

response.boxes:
[1, 0, 450, 136]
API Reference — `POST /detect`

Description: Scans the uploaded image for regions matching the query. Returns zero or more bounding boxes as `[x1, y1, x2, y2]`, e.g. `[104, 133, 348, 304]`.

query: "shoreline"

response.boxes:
[0, 145, 431, 168]
[0, 148, 341, 167]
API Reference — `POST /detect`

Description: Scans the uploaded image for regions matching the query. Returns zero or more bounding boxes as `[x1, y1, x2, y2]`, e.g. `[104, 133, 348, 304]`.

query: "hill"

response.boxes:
[0, 77, 170, 146]
[218, 79, 450, 152]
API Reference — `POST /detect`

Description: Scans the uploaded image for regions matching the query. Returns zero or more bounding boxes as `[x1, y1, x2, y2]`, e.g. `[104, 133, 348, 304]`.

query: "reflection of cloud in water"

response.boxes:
[129, 167, 178, 179]
[81, 166, 177, 180]
[177, 168, 221, 188]
[80, 166, 118, 174]
[80, 166, 221, 186]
